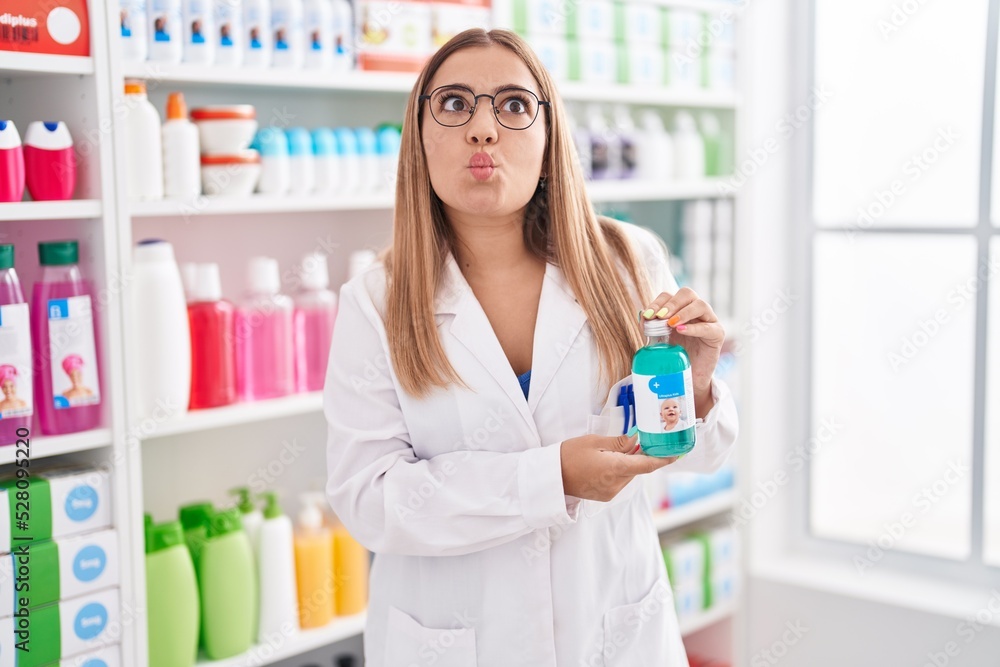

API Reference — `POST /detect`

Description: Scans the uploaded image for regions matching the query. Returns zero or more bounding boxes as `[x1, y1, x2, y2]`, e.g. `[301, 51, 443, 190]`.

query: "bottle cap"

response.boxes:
[333, 127, 359, 156]
[124, 79, 147, 96]
[311, 128, 337, 157]
[286, 128, 313, 157]
[247, 256, 280, 295]
[207, 508, 244, 538]
[134, 239, 176, 263]
[38, 240, 78, 266]
[24, 121, 73, 150]
[300, 253, 329, 290]
[642, 317, 671, 338]
[262, 491, 283, 520]
[230, 487, 256, 514]
[251, 128, 288, 158]
[376, 126, 401, 156]
[355, 127, 377, 156]
[178, 502, 215, 530]
[181, 263, 198, 300]
[195, 263, 222, 301]
[166, 92, 188, 121]
[297, 492, 327, 531]
[0, 120, 22, 150]
[149, 521, 186, 553]
[0, 245, 14, 270]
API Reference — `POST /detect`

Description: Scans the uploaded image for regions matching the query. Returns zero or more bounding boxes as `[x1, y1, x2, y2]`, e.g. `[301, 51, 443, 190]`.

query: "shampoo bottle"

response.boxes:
[294, 493, 334, 629]
[124, 81, 165, 201]
[0, 120, 25, 203]
[257, 492, 300, 642]
[0, 245, 32, 447]
[330, 511, 368, 615]
[232, 486, 263, 552]
[163, 92, 202, 199]
[200, 508, 258, 659]
[146, 521, 200, 667]
[293, 253, 337, 393]
[235, 257, 295, 400]
[188, 263, 237, 410]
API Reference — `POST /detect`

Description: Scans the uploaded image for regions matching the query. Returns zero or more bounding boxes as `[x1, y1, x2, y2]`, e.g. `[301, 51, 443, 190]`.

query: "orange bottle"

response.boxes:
[293, 494, 335, 629]
[330, 512, 369, 616]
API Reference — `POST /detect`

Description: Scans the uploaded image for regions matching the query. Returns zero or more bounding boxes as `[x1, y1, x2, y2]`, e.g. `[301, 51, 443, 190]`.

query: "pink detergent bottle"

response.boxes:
[235, 257, 294, 401]
[293, 253, 337, 393]
[31, 241, 102, 435]
[0, 121, 25, 203]
[0, 245, 33, 446]
[23, 122, 76, 202]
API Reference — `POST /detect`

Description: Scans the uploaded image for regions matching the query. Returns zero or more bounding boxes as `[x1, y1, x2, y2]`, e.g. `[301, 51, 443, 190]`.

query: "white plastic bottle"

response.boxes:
[330, 0, 352, 71]
[119, 0, 149, 61]
[673, 111, 706, 180]
[252, 127, 290, 195]
[271, 0, 304, 68]
[183, 0, 216, 64]
[333, 127, 360, 195]
[612, 105, 639, 181]
[586, 105, 621, 181]
[311, 128, 338, 195]
[232, 487, 264, 552]
[124, 80, 165, 201]
[148, 0, 184, 63]
[303, 0, 333, 69]
[214, 0, 244, 66]
[162, 92, 201, 199]
[286, 128, 315, 195]
[132, 240, 191, 421]
[244, 0, 272, 66]
[355, 127, 379, 193]
[257, 491, 300, 642]
[638, 110, 675, 183]
[376, 125, 401, 194]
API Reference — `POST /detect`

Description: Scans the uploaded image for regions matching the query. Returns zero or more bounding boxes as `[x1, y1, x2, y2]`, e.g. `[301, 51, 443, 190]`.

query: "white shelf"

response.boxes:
[0, 428, 113, 466]
[558, 82, 740, 109]
[130, 193, 394, 218]
[143, 392, 323, 440]
[196, 613, 366, 667]
[679, 601, 735, 636]
[652, 490, 735, 533]
[0, 52, 94, 76]
[651, 0, 741, 12]
[589, 179, 733, 203]
[0, 200, 103, 221]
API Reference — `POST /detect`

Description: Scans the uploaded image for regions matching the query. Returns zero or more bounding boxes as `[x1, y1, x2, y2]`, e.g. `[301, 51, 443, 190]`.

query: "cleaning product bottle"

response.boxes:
[31, 241, 102, 435]
[293, 253, 337, 393]
[303, 0, 333, 69]
[120, 0, 149, 61]
[163, 93, 201, 199]
[0, 245, 32, 447]
[638, 111, 674, 183]
[287, 127, 316, 195]
[243, 0, 272, 66]
[235, 257, 295, 400]
[23, 121, 76, 201]
[612, 105, 639, 181]
[271, 0, 305, 68]
[330, 511, 368, 615]
[586, 105, 619, 180]
[200, 508, 258, 659]
[0, 120, 25, 203]
[673, 111, 705, 180]
[632, 317, 697, 458]
[148, 0, 184, 63]
[214, 0, 244, 65]
[179, 502, 214, 574]
[125, 81, 165, 201]
[294, 493, 334, 629]
[329, 0, 352, 71]
[146, 521, 200, 667]
[231, 487, 263, 552]
[133, 239, 191, 422]
[311, 128, 338, 195]
[183, 0, 216, 64]
[257, 492, 299, 643]
[188, 263, 237, 410]
[332, 127, 360, 195]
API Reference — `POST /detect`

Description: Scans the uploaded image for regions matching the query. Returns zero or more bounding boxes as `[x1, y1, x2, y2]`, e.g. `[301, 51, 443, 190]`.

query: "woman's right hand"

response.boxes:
[560, 433, 678, 502]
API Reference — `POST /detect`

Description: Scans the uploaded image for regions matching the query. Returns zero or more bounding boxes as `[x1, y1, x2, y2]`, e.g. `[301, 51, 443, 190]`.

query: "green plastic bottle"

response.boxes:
[179, 502, 214, 573]
[200, 507, 258, 660]
[631, 317, 698, 457]
[146, 521, 200, 667]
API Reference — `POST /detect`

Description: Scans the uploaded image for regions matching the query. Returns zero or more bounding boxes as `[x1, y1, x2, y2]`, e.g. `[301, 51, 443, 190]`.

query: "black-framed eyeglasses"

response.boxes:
[419, 84, 550, 130]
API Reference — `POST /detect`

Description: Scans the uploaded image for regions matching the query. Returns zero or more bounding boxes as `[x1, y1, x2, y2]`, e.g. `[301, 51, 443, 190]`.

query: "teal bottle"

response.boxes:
[631, 317, 697, 457]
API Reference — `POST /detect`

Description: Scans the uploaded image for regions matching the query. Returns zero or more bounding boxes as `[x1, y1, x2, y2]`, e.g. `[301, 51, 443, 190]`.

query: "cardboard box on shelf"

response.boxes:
[0, 1, 90, 57]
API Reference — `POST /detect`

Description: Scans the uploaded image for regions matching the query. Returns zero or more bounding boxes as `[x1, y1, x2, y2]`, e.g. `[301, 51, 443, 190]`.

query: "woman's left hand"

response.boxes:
[641, 287, 725, 416]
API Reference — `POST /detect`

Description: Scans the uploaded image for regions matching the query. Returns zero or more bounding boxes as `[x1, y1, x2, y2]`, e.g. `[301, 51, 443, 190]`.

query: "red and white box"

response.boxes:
[0, 1, 90, 57]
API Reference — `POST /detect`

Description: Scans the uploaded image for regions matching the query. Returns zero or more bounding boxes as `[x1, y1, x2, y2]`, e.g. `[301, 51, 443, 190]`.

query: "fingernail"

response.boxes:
[656, 307, 669, 318]
[627, 425, 638, 437]
[642, 309, 655, 320]
[676, 324, 687, 332]
[668, 315, 681, 327]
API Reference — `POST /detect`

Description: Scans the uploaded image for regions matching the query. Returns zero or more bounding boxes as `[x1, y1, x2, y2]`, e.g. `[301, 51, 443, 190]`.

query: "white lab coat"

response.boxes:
[324, 221, 739, 666]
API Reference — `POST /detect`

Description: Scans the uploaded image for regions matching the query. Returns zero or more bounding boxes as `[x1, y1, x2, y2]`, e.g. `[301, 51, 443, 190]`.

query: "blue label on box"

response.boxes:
[73, 544, 107, 582]
[74, 602, 108, 640]
[66, 485, 99, 522]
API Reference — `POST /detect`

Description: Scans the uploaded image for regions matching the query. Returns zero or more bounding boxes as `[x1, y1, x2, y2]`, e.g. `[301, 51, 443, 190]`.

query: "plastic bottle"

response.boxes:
[638, 111, 674, 183]
[330, 512, 368, 615]
[330, 0, 352, 71]
[183, 0, 216, 64]
[376, 125, 401, 194]
[149, 0, 184, 63]
[294, 493, 334, 629]
[31, 241, 102, 436]
[181, 262, 198, 302]
[700, 112, 732, 178]
[23, 121, 76, 201]
[673, 111, 705, 180]
[566, 107, 592, 180]
[303, 0, 333, 69]
[0, 245, 32, 447]
[179, 502, 214, 577]
[125, 81, 165, 201]
[133, 239, 191, 422]
[120, 0, 149, 61]
[244, 0, 273, 66]
[232, 486, 263, 551]
[287, 127, 316, 195]
[333, 127, 360, 195]
[163, 93, 201, 199]
[311, 128, 338, 195]
[146, 521, 199, 667]
[612, 105, 639, 181]
[188, 263, 237, 410]
[586, 105, 620, 180]
[214, 0, 244, 66]
[0, 121, 24, 203]
[293, 253, 337, 393]
[199, 508, 258, 659]
[235, 257, 295, 401]
[271, 0, 305, 68]
[257, 492, 300, 642]
[355, 127, 380, 193]
[631, 317, 697, 458]
[252, 127, 290, 195]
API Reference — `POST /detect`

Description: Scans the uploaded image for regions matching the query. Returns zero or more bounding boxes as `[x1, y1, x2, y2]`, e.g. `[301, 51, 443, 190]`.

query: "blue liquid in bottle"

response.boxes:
[631, 317, 697, 457]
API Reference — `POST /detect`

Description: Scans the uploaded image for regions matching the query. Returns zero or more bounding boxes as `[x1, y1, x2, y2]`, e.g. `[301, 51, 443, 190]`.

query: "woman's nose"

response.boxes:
[466, 104, 498, 144]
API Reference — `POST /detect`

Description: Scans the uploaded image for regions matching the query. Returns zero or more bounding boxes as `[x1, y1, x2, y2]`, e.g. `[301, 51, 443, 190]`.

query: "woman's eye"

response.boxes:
[441, 96, 469, 112]
[500, 97, 528, 114]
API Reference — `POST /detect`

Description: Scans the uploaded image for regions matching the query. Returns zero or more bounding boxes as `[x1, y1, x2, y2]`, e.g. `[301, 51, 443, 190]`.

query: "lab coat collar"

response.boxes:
[436, 251, 589, 439]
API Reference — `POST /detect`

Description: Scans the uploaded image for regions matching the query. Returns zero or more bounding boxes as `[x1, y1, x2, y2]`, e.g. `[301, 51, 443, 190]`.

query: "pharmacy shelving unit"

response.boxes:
[1, 0, 744, 665]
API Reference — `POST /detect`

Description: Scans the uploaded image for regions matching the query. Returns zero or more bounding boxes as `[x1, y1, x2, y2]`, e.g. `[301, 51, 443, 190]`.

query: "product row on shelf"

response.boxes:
[0, 120, 77, 203]
[679, 198, 735, 317]
[661, 521, 738, 627]
[146, 487, 368, 665]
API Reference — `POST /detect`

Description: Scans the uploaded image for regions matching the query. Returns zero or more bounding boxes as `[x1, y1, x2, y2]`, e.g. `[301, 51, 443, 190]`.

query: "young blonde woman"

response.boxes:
[325, 28, 738, 666]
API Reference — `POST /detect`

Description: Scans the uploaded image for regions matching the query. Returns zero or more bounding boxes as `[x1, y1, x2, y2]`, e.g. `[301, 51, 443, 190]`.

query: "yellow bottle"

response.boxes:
[330, 512, 369, 616]
[293, 494, 335, 629]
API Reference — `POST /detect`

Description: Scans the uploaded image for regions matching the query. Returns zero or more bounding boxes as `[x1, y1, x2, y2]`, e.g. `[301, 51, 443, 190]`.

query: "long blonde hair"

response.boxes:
[384, 28, 654, 398]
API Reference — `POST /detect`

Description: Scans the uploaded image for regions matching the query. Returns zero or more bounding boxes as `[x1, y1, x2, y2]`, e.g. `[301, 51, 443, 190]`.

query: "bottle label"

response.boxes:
[151, 0, 180, 43]
[0, 303, 33, 420]
[47, 296, 101, 409]
[633, 370, 695, 434]
[247, 6, 265, 50]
